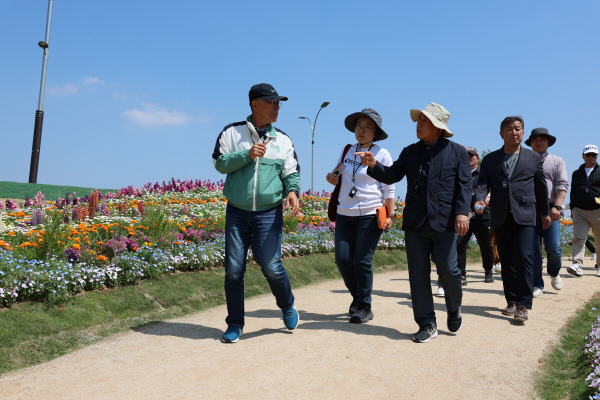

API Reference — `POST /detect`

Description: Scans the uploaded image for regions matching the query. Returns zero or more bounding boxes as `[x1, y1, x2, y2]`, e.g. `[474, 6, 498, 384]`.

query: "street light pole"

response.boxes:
[298, 101, 329, 194]
[29, 0, 54, 184]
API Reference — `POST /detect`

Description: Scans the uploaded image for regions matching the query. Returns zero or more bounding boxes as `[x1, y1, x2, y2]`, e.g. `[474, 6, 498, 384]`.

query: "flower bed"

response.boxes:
[0, 178, 575, 307]
[586, 315, 600, 399]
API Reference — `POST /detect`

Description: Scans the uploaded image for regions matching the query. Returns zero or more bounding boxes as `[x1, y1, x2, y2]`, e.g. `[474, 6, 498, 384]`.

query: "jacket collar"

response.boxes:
[247, 115, 277, 138]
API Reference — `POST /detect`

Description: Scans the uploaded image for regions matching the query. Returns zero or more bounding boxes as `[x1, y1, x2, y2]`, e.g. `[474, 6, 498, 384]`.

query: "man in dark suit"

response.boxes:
[474, 116, 550, 323]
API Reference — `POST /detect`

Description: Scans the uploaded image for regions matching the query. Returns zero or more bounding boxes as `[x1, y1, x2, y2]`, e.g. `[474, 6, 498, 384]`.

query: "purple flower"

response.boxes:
[64, 247, 82, 262]
[31, 208, 45, 225]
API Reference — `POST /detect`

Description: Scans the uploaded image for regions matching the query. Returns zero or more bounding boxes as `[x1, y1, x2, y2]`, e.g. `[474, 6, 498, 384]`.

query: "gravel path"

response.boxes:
[1, 259, 598, 399]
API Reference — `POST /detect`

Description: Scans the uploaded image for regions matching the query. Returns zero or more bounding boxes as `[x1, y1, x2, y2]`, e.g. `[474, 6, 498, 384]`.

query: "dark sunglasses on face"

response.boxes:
[585, 153, 598, 157]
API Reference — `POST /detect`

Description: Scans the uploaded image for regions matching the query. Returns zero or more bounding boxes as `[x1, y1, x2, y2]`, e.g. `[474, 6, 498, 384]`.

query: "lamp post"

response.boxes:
[298, 101, 330, 194]
[29, 0, 54, 184]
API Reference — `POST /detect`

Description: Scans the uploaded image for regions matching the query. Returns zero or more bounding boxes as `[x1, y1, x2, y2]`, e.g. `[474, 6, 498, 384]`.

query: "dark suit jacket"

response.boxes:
[475, 146, 549, 228]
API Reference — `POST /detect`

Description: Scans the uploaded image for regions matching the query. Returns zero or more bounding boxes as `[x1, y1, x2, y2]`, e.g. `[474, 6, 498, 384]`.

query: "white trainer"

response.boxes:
[437, 285, 445, 297]
[593, 253, 597, 261]
[533, 287, 543, 298]
[596, 267, 600, 277]
[567, 263, 584, 277]
[493, 263, 502, 274]
[551, 275, 563, 290]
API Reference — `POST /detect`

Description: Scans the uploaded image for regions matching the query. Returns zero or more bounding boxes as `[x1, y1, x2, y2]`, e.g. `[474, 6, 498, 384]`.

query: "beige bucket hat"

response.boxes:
[410, 102, 453, 137]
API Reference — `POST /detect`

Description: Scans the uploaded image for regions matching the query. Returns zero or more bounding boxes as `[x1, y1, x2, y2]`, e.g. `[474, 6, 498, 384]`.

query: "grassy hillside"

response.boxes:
[0, 181, 117, 201]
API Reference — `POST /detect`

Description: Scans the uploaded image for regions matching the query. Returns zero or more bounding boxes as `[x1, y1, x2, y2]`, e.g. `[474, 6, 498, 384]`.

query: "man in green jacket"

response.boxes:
[212, 83, 301, 343]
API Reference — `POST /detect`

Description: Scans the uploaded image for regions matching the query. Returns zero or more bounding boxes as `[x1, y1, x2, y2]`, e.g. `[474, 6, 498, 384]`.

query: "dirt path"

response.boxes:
[1, 259, 598, 399]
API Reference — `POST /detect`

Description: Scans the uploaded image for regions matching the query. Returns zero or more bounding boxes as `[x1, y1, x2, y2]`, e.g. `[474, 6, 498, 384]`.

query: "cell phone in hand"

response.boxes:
[330, 163, 346, 177]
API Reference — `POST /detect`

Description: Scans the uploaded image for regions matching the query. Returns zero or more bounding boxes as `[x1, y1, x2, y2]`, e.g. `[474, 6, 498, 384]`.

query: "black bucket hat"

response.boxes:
[344, 108, 388, 141]
[525, 127, 556, 147]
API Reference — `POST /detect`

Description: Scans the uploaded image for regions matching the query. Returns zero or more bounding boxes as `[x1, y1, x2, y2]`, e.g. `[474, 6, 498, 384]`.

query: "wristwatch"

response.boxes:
[551, 205, 563, 211]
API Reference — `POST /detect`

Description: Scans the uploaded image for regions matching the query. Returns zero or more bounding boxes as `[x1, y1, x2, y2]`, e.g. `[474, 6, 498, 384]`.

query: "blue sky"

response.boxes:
[1, 1, 599, 200]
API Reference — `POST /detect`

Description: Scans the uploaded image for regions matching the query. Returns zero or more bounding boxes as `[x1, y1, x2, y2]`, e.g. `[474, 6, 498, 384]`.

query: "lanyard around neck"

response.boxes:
[352, 143, 374, 183]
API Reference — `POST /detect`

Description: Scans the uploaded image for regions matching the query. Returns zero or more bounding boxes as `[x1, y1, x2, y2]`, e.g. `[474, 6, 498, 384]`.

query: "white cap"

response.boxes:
[583, 144, 598, 154]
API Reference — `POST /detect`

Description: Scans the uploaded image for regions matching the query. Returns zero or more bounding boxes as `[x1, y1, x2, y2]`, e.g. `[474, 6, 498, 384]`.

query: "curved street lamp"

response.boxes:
[298, 101, 330, 194]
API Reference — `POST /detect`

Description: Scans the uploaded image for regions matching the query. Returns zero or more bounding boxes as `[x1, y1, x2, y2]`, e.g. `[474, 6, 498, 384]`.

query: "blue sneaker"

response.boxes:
[220, 326, 243, 343]
[282, 304, 299, 330]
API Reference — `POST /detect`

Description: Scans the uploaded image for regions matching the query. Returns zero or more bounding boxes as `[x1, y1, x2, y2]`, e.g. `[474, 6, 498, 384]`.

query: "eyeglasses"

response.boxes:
[355, 124, 375, 132]
[256, 99, 281, 107]
[585, 153, 598, 157]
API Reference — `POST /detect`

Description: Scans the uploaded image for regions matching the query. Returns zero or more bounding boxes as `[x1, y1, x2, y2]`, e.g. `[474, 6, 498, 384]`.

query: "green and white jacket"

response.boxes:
[212, 116, 301, 211]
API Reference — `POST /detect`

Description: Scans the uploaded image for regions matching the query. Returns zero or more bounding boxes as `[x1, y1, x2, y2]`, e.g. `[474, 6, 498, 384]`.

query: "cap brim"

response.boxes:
[344, 112, 388, 141]
[411, 109, 453, 137]
[260, 95, 288, 101]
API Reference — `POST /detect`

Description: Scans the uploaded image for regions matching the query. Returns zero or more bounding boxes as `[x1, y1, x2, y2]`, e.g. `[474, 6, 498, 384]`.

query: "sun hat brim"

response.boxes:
[344, 111, 388, 141]
[525, 134, 556, 147]
[410, 109, 453, 138]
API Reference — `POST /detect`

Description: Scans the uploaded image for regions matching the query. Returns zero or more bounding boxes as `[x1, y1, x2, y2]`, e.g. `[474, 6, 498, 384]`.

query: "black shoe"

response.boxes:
[461, 275, 468, 286]
[348, 300, 359, 316]
[412, 323, 438, 343]
[350, 307, 374, 323]
[484, 270, 494, 283]
[447, 308, 463, 333]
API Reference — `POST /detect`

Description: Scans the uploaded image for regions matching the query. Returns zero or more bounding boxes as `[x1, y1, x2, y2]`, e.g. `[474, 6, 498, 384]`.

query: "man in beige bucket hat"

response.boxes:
[356, 102, 471, 343]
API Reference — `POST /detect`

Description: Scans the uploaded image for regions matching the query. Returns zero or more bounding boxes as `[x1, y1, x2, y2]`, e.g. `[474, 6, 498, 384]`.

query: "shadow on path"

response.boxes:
[133, 321, 222, 341]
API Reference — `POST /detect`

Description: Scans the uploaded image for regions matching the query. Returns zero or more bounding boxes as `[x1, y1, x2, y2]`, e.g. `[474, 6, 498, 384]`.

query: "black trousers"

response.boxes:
[456, 217, 494, 276]
[494, 213, 535, 309]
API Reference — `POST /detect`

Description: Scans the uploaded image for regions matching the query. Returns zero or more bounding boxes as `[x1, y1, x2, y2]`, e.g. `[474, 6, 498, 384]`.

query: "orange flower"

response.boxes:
[73, 243, 81, 250]
[96, 255, 107, 261]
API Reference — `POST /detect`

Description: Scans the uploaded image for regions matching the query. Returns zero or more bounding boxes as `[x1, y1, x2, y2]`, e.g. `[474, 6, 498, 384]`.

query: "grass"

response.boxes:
[535, 293, 600, 399]
[0, 181, 117, 201]
[0, 247, 415, 375]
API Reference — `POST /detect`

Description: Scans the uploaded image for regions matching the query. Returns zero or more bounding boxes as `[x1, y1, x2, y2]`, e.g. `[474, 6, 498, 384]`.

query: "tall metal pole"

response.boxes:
[299, 101, 329, 194]
[311, 102, 330, 194]
[29, 0, 54, 184]
[298, 116, 313, 191]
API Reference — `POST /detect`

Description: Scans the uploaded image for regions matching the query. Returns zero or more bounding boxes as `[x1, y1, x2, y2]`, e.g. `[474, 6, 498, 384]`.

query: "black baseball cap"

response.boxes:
[249, 83, 288, 102]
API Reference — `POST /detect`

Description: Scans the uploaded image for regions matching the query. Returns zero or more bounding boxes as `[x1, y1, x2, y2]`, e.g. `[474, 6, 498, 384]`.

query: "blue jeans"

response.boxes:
[405, 222, 462, 328]
[532, 219, 562, 289]
[224, 204, 294, 329]
[334, 214, 383, 309]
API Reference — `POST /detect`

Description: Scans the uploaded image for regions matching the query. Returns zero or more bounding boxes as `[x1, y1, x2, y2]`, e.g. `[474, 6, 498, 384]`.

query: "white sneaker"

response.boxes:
[596, 267, 600, 277]
[493, 263, 502, 274]
[551, 275, 563, 290]
[567, 263, 584, 277]
[532, 287, 543, 297]
[593, 253, 597, 261]
[437, 285, 445, 297]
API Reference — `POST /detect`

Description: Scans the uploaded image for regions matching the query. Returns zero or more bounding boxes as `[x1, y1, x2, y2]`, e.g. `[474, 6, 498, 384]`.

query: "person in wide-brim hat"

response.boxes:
[344, 108, 388, 141]
[525, 127, 556, 147]
[410, 103, 453, 138]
